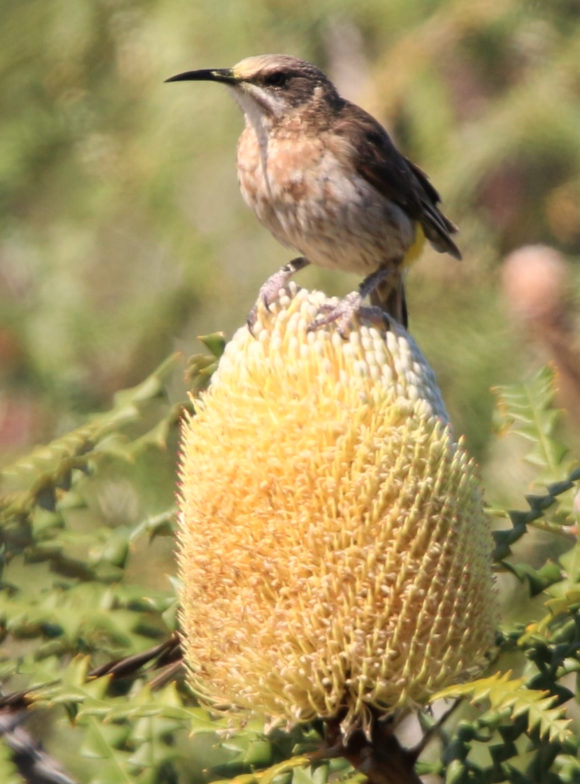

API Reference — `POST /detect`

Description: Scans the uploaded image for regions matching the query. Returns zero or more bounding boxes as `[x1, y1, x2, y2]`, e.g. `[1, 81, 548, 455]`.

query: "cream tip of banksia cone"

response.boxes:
[178, 285, 498, 738]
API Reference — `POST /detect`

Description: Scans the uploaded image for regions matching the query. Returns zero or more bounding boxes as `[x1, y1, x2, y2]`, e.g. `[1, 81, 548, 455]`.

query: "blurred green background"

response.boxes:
[2, 2, 580, 780]
[1, 0, 580, 472]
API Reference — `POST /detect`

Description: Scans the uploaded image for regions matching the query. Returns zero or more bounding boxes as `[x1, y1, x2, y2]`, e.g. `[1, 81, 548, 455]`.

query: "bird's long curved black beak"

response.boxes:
[165, 68, 237, 85]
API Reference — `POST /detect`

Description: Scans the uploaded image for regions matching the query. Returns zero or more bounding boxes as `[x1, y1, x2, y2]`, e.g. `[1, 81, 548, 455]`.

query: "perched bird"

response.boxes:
[166, 54, 461, 331]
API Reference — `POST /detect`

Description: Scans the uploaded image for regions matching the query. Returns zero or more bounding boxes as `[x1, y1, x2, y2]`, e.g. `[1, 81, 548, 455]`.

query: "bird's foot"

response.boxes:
[307, 266, 395, 337]
[307, 292, 388, 338]
[247, 257, 310, 332]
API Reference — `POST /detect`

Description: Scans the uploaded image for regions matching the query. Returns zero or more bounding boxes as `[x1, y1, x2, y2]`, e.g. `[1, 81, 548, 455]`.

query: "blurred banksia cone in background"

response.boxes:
[502, 245, 580, 429]
[177, 286, 497, 742]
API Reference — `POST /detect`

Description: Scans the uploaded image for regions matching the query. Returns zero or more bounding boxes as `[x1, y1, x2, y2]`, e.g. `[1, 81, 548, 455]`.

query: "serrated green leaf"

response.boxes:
[292, 765, 321, 784]
[432, 671, 572, 744]
[89, 530, 130, 568]
[493, 367, 573, 485]
[129, 508, 176, 542]
[0, 353, 183, 537]
[81, 719, 131, 760]
[501, 560, 563, 596]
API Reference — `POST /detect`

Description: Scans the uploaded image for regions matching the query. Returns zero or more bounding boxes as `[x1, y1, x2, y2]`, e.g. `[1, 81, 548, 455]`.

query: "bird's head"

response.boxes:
[166, 54, 340, 122]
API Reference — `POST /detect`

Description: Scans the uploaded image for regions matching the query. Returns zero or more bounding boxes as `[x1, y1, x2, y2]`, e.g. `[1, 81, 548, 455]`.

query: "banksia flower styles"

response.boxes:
[178, 287, 497, 736]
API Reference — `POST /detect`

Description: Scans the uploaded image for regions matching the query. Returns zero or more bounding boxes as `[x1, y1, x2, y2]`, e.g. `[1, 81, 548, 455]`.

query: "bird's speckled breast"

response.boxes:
[236, 121, 415, 275]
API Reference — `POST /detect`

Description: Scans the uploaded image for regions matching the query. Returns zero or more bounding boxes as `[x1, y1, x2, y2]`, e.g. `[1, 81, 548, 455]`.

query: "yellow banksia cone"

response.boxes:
[178, 286, 497, 736]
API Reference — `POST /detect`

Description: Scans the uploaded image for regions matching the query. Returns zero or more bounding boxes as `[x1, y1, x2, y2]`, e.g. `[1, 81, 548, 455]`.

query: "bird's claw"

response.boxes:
[247, 274, 291, 334]
[308, 294, 388, 338]
[307, 292, 361, 338]
[247, 258, 310, 336]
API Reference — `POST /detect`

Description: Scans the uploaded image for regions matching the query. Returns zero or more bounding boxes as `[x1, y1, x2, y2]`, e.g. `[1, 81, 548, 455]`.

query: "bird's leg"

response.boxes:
[308, 266, 391, 337]
[247, 256, 310, 330]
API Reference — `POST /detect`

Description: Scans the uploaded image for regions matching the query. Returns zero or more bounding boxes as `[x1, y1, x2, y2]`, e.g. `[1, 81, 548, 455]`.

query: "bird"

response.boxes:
[166, 54, 461, 332]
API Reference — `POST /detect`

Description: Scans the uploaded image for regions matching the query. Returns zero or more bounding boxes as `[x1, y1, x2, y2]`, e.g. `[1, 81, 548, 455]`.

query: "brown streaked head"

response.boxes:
[166, 54, 341, 118]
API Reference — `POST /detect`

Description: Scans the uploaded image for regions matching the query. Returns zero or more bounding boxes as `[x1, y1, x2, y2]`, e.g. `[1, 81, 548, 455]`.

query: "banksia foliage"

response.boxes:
[178, 287, 497, 736]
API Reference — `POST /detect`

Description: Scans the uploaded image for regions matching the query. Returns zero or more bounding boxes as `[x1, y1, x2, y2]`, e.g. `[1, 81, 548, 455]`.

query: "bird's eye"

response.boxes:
[264, 72, 288, 88]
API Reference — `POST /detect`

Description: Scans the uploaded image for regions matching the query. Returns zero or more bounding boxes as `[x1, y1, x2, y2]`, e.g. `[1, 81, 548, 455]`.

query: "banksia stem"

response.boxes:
[178, 286, 497, 742]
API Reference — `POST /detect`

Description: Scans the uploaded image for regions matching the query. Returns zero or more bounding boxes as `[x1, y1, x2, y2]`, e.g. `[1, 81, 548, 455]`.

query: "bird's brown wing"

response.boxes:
[333, 101, 461, 260]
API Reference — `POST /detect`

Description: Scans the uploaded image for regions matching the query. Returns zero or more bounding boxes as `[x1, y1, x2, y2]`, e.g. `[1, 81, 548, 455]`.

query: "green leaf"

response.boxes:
[199, 332, 227, 358]
[501, 560, 563, 596]
[492, 367, 574, 485]
[81, 719, 131, 760]
[129, 508, 176, 542]
[432, 671, 572, 744]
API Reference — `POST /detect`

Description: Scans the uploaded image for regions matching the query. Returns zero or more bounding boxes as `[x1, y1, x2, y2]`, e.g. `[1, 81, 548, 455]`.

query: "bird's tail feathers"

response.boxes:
[421, 205, 462, 260]
[406, 157, 462, 261]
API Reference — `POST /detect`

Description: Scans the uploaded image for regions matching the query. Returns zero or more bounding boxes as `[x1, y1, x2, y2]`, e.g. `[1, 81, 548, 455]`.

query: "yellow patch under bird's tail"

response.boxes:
[402, 223, 426, 268]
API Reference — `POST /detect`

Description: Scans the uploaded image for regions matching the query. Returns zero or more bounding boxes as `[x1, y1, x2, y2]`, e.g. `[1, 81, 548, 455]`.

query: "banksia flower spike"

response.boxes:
[178, 286, 497, 738]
